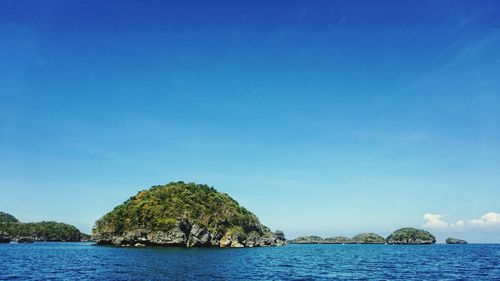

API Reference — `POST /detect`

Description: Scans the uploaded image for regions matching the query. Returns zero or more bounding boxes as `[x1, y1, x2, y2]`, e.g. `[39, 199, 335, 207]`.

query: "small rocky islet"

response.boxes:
[91, 182, 286, 248]
[446, 237, 468, 244]
[386, 227, 436, 244]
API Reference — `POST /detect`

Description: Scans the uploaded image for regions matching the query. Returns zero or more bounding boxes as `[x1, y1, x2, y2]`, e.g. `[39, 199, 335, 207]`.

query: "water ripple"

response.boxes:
[1, 243, 500, 280]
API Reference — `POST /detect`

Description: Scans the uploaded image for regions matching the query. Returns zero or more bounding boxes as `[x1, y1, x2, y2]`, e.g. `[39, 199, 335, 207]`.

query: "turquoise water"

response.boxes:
[1, 243, 499, 280]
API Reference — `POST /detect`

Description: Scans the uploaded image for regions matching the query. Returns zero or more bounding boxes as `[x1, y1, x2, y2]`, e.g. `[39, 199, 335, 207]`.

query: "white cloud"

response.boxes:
[423, 213, 448, 229]
[468, 212, 500, 227]
[423, 212, 500, 230]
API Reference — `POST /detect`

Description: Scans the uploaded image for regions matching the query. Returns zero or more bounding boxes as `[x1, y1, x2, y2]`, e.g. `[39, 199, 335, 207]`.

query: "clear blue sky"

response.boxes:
[1, 0, 499, 242]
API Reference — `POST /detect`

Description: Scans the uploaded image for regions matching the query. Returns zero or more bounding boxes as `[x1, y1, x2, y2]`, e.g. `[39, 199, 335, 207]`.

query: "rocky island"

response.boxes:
[290, 236, 326, 244]
[92, 181, 286, 247]
[446, 237, 467, 244]
[386, 227, 436, 244]
[290, 233, 384, 244]
[0, 211, 85, 242]
[352, 233, 386, 244]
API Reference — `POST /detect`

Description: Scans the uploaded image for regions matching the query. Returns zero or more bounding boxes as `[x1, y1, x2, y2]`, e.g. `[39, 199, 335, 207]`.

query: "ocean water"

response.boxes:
[1, 243, 499, 280]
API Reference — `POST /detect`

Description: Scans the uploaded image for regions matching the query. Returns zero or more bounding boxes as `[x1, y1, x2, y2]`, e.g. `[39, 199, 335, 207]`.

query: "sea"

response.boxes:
[1, 242, 499, 280]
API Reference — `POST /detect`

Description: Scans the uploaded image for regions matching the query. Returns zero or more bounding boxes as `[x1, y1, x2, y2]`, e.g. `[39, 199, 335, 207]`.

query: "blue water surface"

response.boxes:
[1, 243, 499, 280]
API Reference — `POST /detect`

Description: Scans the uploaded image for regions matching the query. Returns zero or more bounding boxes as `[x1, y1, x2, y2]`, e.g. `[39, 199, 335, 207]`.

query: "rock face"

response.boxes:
[352, 233, 386, 244]
[92, 182, 287, 248]
[187, 224, 211, 247]
[446, 237, 467, 244]
[0, 231, 11, 243]
[17, 237, 34, 243]
[386, 228, 436, 244]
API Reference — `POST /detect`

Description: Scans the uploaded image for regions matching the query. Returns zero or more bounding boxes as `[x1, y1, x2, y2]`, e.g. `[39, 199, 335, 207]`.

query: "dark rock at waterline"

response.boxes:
[0, 232, 11, 243]
[94, 218, 286, 248]
[17, 237, 34, 243]
[446, 237, 467, 244]
[386, 228, 436, 244]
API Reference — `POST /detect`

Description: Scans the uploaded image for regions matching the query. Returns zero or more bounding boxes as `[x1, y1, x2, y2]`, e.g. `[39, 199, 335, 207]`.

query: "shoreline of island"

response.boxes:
[0, 181, 470, 247]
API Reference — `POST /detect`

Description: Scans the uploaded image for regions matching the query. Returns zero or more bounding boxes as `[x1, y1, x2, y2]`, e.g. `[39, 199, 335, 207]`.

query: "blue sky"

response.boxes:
[1, 0, 499, 242]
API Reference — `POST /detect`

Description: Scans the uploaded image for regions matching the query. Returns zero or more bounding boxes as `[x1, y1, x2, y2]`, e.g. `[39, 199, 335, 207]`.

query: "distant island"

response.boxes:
[291, 233, 384, 244]
[446, 237, 467, 244]
[291, 228, 437, 245]
[353, 233, 386, 244]
[92, 181, 286, 247]
[0, 211, 89, 243]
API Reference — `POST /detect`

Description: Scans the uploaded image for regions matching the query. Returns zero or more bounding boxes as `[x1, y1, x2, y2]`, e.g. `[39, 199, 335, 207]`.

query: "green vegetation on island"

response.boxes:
[0, 211, 84, 242]
[290, 236, 325, 244]
[446, 237, 467, 244]
[352, 233, 386, 244]
[0, 212, 19, 223]
[92, 181, 286, 247]
[386, 227, 436, 244]
[80, 233, 92, 242]
[291, 233, 383, 244]
[291, 229, 438, 245]
[324, 236, 356, 244]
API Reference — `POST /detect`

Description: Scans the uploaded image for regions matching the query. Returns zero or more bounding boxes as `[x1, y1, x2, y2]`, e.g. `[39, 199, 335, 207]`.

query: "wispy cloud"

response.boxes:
[423, 212, 500, 230]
